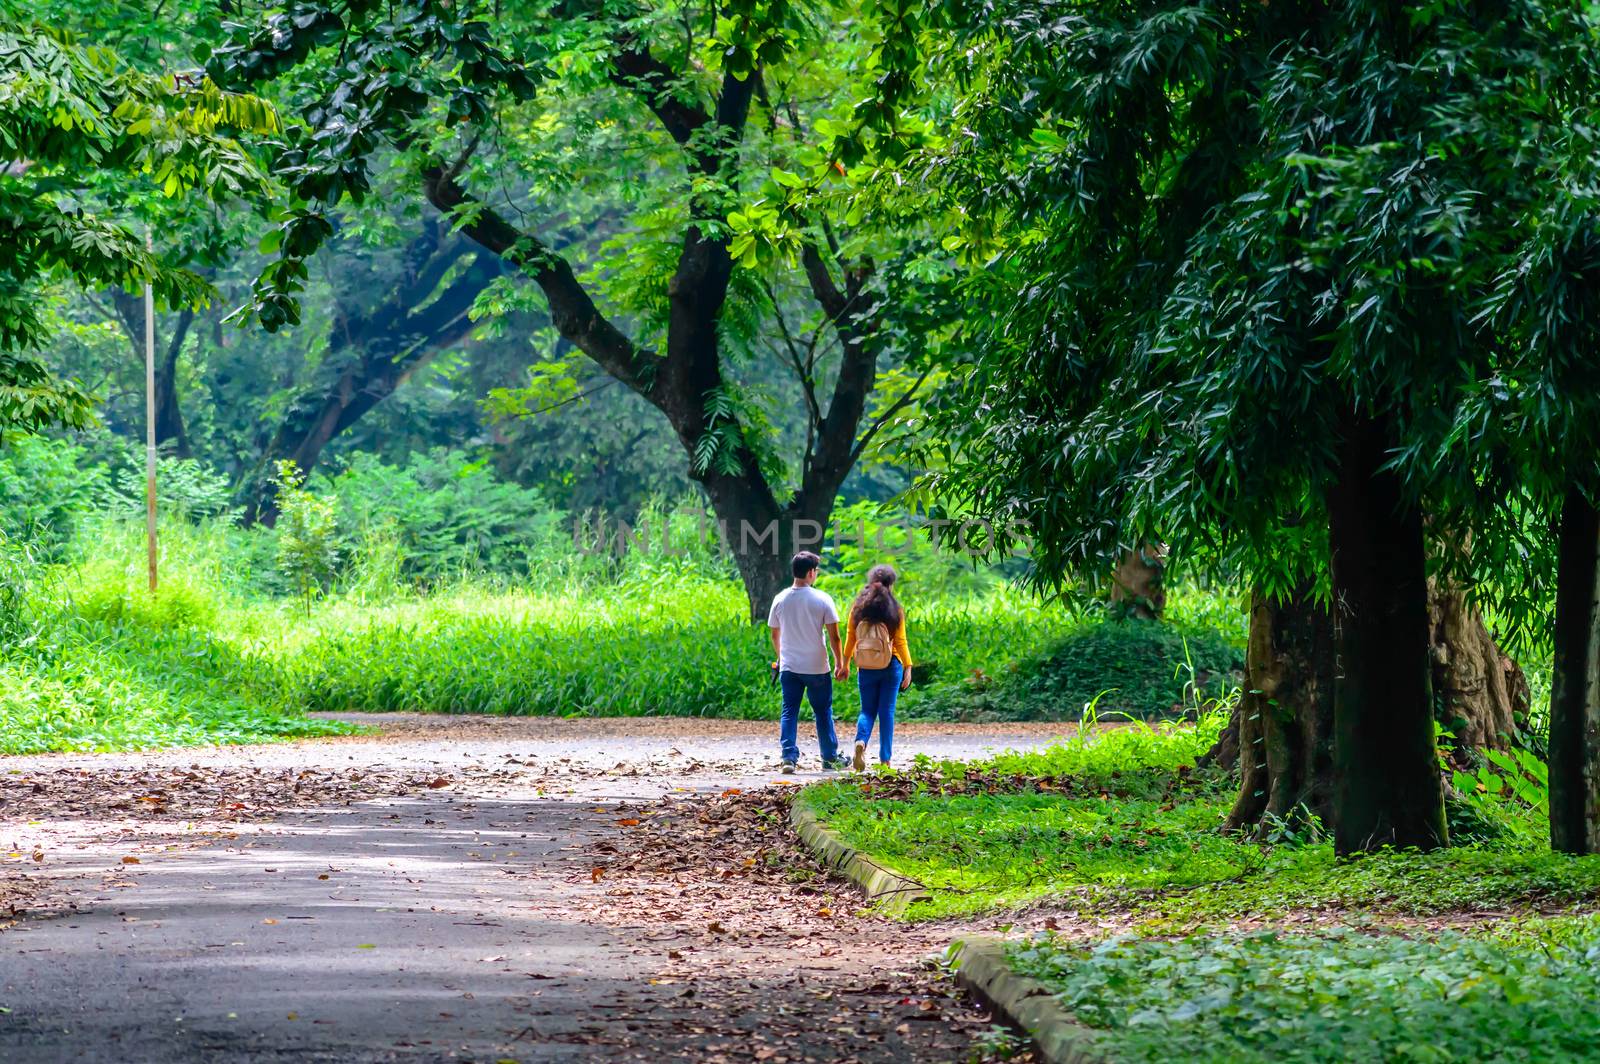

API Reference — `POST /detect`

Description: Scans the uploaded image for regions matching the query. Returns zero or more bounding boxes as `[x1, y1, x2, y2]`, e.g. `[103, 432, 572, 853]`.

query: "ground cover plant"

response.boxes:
[1003, 920, 1600, 1064]
[800, 717, 1600, 923]
[801, 711, 1600, 1060]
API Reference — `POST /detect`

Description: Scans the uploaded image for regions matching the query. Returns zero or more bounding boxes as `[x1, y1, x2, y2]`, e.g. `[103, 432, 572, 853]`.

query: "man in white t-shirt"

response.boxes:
[767, 550, 844, 773]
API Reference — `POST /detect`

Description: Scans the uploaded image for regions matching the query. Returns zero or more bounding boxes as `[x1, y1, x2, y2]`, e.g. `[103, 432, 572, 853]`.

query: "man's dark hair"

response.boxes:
[791, 551, 822, 579]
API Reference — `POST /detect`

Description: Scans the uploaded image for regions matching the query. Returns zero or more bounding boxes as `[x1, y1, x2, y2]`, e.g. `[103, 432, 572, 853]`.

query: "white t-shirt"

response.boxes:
[768, 585, 839, 675]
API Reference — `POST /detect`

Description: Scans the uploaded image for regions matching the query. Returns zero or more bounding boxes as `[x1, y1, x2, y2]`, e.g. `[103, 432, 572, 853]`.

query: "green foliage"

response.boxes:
[0, 530, 36, 641]
[918, 617, 1243, 722]
[0, 434, 96, 560]
[891, 0, 1600, 641]
[207, 0, 961, 588]
[1004, 923, 1600, 1064]
[1451, 745, 1551, 847]
[99, 454, 233, 521]
[0, 21, 276, 432]
[803, 717, 1600, 921]
[315, 449, 565, 584]
[825, 499, 1023, 597]
[271, 460, 340, 613]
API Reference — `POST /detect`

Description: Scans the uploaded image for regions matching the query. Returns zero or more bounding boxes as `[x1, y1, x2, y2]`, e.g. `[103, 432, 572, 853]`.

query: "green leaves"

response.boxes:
[1008, 925, 1600, 1064]
[208, 0, 544, 327]
[896, 0, 1600, 613]
[270, 460, 341, 616]
[0, 22, 278, 431]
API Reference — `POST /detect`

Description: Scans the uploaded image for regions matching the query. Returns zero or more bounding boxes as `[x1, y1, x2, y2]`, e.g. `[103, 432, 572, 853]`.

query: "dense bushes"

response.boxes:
[0, 439, 1253, 750]
[315, 450, 569, 583]
[918, 612, 1244, 721]
[0, 435, 95, 560]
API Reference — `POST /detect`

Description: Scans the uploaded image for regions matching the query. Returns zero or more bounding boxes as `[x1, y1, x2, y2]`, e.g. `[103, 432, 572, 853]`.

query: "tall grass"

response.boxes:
[1, 512, 1099, 749]
[1, 436, 1261, 751]
[258, 578, 1076, 718]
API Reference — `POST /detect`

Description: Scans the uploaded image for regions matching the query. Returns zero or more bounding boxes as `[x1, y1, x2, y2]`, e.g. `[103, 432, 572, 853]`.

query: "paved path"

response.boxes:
[1, 717, 1078, 1062]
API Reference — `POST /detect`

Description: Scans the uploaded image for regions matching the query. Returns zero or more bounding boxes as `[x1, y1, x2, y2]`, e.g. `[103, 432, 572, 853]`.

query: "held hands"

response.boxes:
[834, 663, 848, 680]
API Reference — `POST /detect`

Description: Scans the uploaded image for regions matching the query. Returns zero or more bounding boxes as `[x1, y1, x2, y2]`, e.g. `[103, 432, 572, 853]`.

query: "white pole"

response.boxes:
[144, 235, 158, 595]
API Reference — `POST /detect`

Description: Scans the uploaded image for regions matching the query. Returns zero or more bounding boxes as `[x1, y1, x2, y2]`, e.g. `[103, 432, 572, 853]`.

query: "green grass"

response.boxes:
[254, 579, 1078, 719]
[0, 618, 357, 755]
[1, 515, 1115, 751]
[1002, 920, 1600, 1064]
[801, 718, 1600, 922]
[1, 512, 1252, 752]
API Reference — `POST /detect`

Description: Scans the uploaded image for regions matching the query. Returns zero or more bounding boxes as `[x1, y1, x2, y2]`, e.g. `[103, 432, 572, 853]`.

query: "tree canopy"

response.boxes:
[0, 21, 275, 435]
[870, 0, 1600, 852]
[203, 0, 957, 612]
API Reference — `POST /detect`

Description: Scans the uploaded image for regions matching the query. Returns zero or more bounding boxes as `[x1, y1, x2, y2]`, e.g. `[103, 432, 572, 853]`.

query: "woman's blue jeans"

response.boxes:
[855, 659, 903, 764]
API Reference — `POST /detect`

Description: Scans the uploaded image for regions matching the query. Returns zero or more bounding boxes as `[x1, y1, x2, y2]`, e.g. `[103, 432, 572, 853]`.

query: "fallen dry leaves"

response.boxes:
[566, 786, 1020, 1062]
[0, 765, 476, 823]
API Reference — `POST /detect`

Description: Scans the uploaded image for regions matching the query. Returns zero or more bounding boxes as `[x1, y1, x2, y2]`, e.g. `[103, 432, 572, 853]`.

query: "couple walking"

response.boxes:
[767, 551, 911, 773]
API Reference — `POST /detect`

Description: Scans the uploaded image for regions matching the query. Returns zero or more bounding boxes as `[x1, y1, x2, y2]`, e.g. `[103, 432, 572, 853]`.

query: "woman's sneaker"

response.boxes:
[781, 760, 797, 774]
[852, 740, 867, 772]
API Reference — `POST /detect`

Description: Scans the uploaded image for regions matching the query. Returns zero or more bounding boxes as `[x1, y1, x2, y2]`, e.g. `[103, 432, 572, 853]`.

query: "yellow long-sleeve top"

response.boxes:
[842, 609, 913, 670]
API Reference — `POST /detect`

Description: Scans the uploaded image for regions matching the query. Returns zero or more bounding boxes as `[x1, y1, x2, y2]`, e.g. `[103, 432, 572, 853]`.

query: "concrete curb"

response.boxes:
[788, 796, 929, 915]
[948, 936, 1106, 1064]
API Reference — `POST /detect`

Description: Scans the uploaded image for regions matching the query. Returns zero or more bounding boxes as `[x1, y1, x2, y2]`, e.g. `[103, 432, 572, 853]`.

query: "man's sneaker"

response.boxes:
[852, 740, 867, 772]
[780, 760, 797, 774]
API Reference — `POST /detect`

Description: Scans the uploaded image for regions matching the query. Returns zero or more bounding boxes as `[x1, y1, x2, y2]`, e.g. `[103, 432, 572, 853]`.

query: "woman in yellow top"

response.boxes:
[835, 564, 912, 770]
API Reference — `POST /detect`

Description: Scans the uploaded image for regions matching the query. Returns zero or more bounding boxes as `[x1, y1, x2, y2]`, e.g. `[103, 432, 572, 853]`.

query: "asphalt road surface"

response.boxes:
[1, 716, 1077, 1063]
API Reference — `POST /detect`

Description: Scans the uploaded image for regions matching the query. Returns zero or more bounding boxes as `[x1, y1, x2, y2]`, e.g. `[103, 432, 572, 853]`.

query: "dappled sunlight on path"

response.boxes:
[1, 716, 1073, 1062]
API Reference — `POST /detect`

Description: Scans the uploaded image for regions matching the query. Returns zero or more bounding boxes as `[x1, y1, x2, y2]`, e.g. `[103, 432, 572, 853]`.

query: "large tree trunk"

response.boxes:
[1325, 409, 1446, 854]
[1217, 581, 1525, 836]
[1428, 582, 1529, 753]
[1549, 485, 1600, 855]
[1110, 544, 1167, 619]
[701, 473, 838, 622]
[1224, 584, 1336, 835]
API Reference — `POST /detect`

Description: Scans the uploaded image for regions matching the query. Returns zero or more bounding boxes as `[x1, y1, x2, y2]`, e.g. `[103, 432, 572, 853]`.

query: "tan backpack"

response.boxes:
[854, 618, 894, 669]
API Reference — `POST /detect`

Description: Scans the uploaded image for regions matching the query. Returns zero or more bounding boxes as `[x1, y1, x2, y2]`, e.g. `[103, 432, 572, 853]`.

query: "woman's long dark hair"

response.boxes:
[851, 564, 904, 628]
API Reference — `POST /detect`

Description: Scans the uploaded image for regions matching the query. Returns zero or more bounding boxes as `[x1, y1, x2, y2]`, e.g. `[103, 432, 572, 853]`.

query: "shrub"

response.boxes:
[317, 449, 566, 583]
[273, 461, 341, 613]
[0, 434, 99, 560]
[920, 617, 1244, 721]
[98, 454, 234, 521]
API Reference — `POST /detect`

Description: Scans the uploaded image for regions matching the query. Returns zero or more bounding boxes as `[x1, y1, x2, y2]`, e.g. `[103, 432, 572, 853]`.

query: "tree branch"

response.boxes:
[422, 164, 656, 397]
[610, 41, 712, 165]
[850, 367, 932, 467]
[798, 239, 881, 506]
[757, 276, 822, 429]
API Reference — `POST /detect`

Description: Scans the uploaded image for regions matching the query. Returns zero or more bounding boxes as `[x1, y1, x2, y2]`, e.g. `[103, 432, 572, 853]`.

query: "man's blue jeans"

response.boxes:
[856, 659, 903, 764]
[779, 670, 838, 765]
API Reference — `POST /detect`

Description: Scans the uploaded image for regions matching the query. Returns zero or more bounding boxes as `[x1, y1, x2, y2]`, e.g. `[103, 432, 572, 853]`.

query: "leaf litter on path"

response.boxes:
[0, 716, 1059, 1060]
